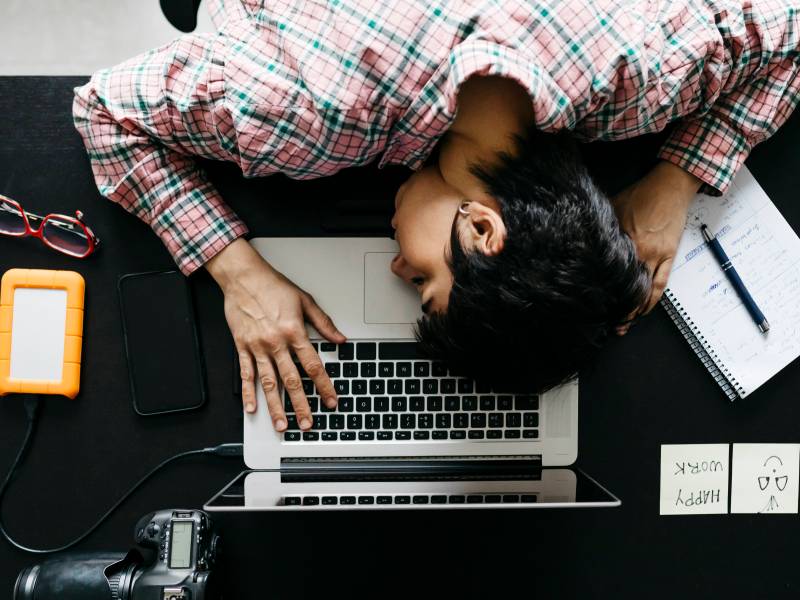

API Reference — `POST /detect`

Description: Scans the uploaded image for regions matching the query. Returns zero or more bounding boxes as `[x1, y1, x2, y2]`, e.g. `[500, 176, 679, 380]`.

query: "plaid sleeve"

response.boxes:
[72, 35, 248, 275]
[658, 4, 800, 196]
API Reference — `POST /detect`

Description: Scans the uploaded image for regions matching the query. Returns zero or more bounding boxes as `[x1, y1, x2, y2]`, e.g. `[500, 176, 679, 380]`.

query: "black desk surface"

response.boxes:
[1, 77, 799, 599]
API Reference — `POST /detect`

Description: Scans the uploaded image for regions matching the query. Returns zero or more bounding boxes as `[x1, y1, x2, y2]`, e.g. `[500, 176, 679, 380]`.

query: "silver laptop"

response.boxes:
[205, 238, 620, 510]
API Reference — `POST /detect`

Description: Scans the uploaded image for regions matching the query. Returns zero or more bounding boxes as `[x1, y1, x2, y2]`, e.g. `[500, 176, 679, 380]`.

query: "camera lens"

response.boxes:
[13, 565, 39, 600]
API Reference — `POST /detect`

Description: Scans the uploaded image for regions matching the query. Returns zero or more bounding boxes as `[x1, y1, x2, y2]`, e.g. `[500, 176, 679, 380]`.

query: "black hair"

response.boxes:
[415, 127, 650, 392]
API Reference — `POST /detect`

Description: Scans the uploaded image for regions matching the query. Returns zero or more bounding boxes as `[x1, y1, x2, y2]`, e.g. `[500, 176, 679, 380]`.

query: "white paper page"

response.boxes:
[660, 444, 729, 515]
[9, 287, 67, 382]
[665, 167, 800, 396]
[731, 444, 800, 514]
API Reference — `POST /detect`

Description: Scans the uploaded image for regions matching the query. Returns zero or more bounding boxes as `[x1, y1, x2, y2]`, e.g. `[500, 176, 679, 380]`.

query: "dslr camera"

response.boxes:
[15, 509, 221, 600]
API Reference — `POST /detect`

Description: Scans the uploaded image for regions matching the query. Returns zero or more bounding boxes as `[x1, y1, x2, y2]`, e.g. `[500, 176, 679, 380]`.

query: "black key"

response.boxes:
[377, 431, 393, 440]
[413, 495, 429, 504]
[360, 362, 376, 378]
[524, 413, 539, 427]
[405, 379, 420, 394]
[489, 413, 504, 428]
[480, 396, 495, 411]
[382, 414, 398, 429]
[338, 343, 354, 360]
[369, 380, 385, 395]
[356, 397, 371, 412]
[470, 413, 486, 428]
[322, 432, 338, 441]
[454, 413, 469, 428]
[284, 497, 301, 505]
[365, 414, 380, 429]
[340, 432, 356, 441]
[401, 414, 416, 429]
[325, 363, 341, 378]
[320, 342, 336, 352]
[506, 413, 521, 428]
[333, 380, 349, 395]
[476, 381, 493, 393]
[396, 431, 411, 440]
[414, 431, 430, 440]
[396, 362, 412, 377]
[521, 495, 538, 503]
[302, 380, 314, 395]
[388, 379, 403, 394]
[378, 342, 419, 360]
[431, 495, 448, 504]
[432, 430, 448, 440]
[468, 430, 485, 439]
[462, 396, 477, 411]
[423, 379, 439, 394]
[307, 397, 319, 413]
[377, 496, 392, 504]
[458, 379, 474, 393]
[303, 496, 320, 505]
[322, 496, 338, 505]
[359, 431, 375, 441]
[391, 397, 408, 412]
[378, 362, 394, 377]
[343, 362, 359, 377]
[286, 415, 299, 430]
[432, 362, 447, 376]
[515, 395, 538, 410]
[467, 495, 483, 503]
[418, 414, 433, 429]
[448, 495, 465, 504]
[414, 362, 430, 377]
[394, 495, 411, 504]
[485, 495, 502, 503]
[436, 414, 451, 429]
[504, 430, 521, 439]
[441, 379, 456, 394]
[284, 397, 294, 412]
[410, 396, 425, 411]
[358, 496, 375, 504]
[312, 414, 327, 429]
[352, 380, 368, 395]
[374, 397, 389, 412]
[284, 432, 301, 441]
[523, 429, 539, 439]
[338, 397, 353, 412]
[445, 396, 460, 411]
[449, 431, 466, 440]
[348, 415, 363, 429]
[498, 395, 513, 411]
[502, 495, 520, 503]
[486, 430, 502, 439]
[303, 432, 319, 441]
[357, 343, 377, 360]
[340, 496, 356, 505]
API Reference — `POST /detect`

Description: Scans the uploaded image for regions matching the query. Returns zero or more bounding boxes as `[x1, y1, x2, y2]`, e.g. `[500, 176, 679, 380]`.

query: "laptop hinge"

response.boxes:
[279, 455, 542, 482]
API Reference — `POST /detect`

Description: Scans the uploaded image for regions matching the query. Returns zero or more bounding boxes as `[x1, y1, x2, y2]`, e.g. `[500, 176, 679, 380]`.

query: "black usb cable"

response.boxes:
[0, 396, 244, 554]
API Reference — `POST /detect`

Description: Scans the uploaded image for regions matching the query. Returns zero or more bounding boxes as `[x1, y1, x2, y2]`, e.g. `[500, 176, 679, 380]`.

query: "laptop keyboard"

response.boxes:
[282, 493, 539, 506]
[282, 341, 540, 443]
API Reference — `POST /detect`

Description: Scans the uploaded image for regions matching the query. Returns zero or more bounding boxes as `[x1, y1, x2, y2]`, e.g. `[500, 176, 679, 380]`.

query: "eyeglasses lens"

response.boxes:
[42, 217, 90, 256]
[0, 199, 26, 235]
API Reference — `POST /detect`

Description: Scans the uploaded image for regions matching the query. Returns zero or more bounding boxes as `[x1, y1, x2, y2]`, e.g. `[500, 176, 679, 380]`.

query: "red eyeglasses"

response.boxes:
[0, 194, 100, 258]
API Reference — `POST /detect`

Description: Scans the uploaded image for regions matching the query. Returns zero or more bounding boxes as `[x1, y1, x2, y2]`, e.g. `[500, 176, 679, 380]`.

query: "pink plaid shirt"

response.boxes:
[73, 0, 800, 274]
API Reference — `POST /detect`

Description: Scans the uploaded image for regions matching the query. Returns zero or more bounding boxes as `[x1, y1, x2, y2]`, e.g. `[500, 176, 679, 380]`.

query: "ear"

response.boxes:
[461, 202, 507, 257]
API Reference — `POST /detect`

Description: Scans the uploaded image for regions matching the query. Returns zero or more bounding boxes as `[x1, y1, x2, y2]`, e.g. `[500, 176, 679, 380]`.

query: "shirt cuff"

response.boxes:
[657, 113, 752, 197]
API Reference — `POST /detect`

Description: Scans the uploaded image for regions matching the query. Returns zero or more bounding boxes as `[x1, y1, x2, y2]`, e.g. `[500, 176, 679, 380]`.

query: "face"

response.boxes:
[390, 166, 464, 315]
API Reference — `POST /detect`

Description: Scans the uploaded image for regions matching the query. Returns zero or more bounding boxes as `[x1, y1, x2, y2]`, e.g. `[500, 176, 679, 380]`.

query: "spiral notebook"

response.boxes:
[661, 166, 800, 400]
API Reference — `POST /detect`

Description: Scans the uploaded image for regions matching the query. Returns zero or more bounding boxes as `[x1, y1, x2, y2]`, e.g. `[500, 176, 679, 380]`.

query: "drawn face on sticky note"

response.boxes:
[757, 456, 789, 512]
[731, 444, 800, 514]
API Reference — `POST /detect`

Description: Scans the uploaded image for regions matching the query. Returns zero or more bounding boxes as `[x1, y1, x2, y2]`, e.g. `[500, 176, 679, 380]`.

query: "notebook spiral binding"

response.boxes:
[661, 289, 746, 400]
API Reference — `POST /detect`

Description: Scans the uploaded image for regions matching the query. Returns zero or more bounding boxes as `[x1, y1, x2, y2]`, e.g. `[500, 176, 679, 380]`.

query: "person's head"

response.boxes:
[390, 127, 650, 391]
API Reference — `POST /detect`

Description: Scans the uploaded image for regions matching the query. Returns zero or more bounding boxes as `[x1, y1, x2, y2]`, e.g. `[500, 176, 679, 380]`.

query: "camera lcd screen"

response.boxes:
[169, 521, 193, 569]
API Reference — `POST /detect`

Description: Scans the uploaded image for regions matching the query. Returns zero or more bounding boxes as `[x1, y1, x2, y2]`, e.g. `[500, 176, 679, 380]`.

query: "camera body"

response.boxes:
[14, 509, 221, 600]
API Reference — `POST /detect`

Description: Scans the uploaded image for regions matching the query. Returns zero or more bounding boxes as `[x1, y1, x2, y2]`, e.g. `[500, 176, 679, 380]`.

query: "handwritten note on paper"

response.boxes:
[660, 445, 729, 515]
[731, 444, 800, 514]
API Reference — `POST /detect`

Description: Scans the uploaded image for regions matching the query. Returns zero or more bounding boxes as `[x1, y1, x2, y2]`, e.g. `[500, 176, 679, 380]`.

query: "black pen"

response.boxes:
[701, 224, 770, 333]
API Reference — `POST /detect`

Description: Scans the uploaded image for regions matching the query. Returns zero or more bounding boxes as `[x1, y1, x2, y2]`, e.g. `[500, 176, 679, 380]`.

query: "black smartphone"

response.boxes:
[118, 270, 207, 416]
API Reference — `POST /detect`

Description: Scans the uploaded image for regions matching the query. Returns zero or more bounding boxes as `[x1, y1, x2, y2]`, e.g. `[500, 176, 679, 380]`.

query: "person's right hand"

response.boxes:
[205, 239, 346, 432]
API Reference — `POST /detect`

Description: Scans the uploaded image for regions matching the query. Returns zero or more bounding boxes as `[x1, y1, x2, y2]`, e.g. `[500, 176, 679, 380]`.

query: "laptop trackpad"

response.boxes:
[364, 253, 421, 324]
